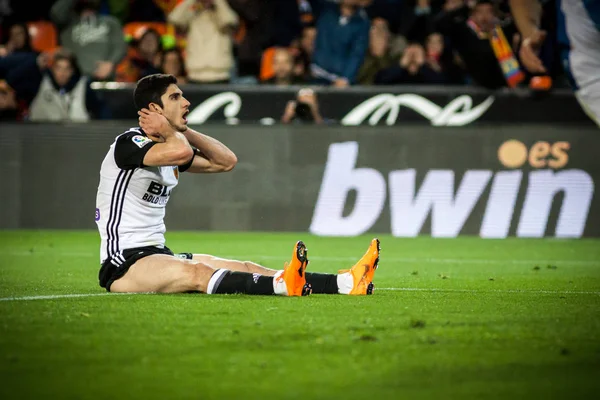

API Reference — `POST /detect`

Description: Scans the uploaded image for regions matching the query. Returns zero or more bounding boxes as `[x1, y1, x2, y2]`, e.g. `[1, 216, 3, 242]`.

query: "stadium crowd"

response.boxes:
[0, 0, 561, 121]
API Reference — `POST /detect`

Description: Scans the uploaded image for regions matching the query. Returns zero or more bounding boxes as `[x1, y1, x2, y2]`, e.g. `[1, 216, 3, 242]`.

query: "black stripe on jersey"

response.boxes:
[106, 170, 126, 257]
[112, 169, 135, 254]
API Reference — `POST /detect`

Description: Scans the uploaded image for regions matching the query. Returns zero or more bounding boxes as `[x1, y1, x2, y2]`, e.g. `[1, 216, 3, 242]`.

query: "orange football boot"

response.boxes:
[339, 238, 380, 295]
[279, 241, 312, 296]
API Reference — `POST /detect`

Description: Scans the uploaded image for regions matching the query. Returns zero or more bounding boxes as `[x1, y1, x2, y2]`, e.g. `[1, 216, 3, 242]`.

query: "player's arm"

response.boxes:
[122, 109, 194, 168]
[143, 131, 193, 167]
[180, 128, 238, 173]
[114, 131, 192, 171]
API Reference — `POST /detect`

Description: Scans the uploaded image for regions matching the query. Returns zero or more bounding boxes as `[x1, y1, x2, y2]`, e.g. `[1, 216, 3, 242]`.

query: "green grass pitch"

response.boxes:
[1, 231, 599, 399]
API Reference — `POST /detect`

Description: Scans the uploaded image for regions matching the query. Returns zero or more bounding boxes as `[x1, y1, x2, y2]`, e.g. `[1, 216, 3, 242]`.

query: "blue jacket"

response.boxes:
[310, 1, 370, 83]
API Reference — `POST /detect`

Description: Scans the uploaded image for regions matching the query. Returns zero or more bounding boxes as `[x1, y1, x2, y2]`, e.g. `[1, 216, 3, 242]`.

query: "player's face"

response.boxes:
[159, 84, 190, 132]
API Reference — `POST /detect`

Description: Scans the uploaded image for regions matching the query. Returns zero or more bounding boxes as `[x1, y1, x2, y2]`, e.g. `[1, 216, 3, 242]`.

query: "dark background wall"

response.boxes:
[1, 122, 598, 237]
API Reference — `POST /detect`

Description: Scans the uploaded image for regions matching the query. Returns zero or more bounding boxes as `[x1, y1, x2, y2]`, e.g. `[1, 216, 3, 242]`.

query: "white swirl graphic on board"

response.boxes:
[187, 92, 242, 124]
[341, 94, 495, 126]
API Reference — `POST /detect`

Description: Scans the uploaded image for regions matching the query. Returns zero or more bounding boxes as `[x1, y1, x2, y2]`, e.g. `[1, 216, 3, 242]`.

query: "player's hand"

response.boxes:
[138, 108, 173, 138]
[519, 29, 547, 74]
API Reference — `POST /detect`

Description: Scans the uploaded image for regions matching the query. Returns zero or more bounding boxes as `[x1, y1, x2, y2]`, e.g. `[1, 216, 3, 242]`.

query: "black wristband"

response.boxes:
[178, 149, 196, 173]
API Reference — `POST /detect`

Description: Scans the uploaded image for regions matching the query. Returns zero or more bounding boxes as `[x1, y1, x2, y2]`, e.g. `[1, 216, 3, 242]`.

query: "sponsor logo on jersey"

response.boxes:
[132, 135, 152, 148]
[142, 181, 172, 205]
[95, 208, 100, 221]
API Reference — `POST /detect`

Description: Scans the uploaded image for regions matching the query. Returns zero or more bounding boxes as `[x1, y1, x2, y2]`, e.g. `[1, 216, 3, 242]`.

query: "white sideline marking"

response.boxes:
[377, 288, 600, 295]
[6, 251, 600, 266]
[244, 255, 600, 266]
[0, 293, 115, 301]
[0, 288, 598, 302]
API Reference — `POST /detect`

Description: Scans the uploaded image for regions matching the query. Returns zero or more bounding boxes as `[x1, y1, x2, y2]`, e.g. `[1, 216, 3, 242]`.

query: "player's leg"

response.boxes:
[191, 255, 279, 276]
[332, 238, 381, 295]
[302, 238, 380, 295]
[109, 255, 215, 293]
[189, 238, 382, 295]
[109, 242, 311, 296]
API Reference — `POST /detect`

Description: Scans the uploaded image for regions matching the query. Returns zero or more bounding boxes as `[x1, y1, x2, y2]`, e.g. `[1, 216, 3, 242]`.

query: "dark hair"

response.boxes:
[134, 73, 177, 110]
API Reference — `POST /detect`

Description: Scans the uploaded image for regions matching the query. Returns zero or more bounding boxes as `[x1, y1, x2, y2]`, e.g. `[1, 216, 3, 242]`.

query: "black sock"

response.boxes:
[305, 272, 338, 294]
[208, 269, 274, 295]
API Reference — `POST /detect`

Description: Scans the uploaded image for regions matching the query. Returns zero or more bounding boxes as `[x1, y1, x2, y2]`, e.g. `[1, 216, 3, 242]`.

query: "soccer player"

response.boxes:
[95, 74, 380, 297]
[510, 0, 600, 126]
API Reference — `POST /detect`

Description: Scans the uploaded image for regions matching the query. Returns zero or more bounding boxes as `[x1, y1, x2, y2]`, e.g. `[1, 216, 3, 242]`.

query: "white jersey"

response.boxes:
[95, 128, 189, 263]
[558, 0, 600, 125]
[560, 0, 600, 88]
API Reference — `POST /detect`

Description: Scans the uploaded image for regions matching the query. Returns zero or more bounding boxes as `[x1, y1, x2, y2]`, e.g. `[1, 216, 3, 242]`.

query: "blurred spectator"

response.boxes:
[270, 0, 314, 47]
[0, 0, 54, 29]
[7, 49, 107, 121]
[310, 0, 370, 87]
[293, 47, 312, 81]
[116, 28, 162, 82]
[356, 17, 394, 84]
[126, 0, 176, 23]
[228, 0, 274, 82]
[397, 0, 437, 43]
[97, 0, 130, 23]
[263, 48, 305, 86]
[281, 87, 324, 124]
[168, 0, 238, 83]
[299, 24, 317, 58]
[424, 31, 465, 83]
[287, 24, 317, 81]
[375, 42, 447, 84]
[0, 22, 33, 56]
[0, 79, 24, 120]
[50, 0, 127, 81]
[435, 0, 523, 89]
[160, 48, 188, 84]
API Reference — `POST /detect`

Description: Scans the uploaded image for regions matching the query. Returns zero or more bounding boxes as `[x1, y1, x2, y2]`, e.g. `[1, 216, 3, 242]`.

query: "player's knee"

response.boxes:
[182, 261, 216, 292]
[243, 261, 255, 272]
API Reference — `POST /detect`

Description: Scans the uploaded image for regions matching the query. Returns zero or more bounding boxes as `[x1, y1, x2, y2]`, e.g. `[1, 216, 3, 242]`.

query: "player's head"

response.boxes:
[134, 74, 190, 132]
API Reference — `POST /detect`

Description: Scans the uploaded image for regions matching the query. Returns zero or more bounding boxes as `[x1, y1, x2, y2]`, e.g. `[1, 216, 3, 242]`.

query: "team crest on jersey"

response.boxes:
[132, 135, 152, 148]
[173, 166, 179, 180]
